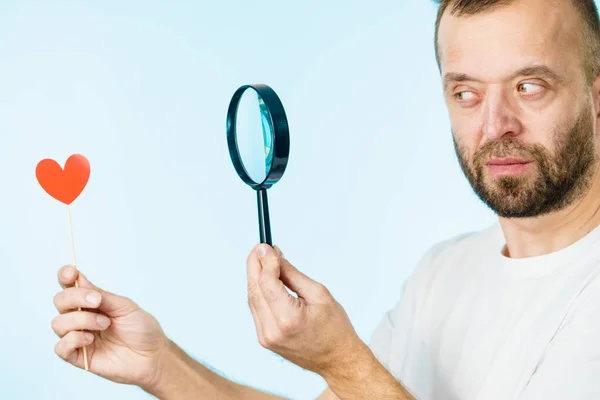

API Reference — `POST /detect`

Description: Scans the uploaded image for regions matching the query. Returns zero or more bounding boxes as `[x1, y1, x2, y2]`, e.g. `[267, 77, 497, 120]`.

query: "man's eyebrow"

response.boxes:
[442, 65, 565, 91]
[514, 65, 563, 82]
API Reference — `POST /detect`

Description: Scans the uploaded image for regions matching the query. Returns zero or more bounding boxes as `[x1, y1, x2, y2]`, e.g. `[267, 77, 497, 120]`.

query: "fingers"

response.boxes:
[247, 298, 264, 339]
[256, 244, 302, 321]
[58, 265, 99, 291]
[246, 246, 274, 335]
[55, 330, 95, 367]
[58, 265, 84, 289]
[57, 265, 138, 316]
[248, 244, 336, 351]
[52, 310, 111, 338]
[246, 245, 263, 296]
[54, 287, 103, 314]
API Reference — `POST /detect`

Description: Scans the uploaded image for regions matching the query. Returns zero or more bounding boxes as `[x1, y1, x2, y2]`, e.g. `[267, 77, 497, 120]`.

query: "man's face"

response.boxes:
[437, 0, 599, 218]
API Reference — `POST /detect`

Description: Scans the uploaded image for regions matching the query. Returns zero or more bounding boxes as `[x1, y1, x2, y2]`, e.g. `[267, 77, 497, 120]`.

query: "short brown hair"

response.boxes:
[433, 0, 600, 85]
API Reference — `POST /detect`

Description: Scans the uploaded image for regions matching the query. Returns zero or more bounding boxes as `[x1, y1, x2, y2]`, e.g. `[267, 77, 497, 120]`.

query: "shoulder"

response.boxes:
[404, 222, 501, 294]
[562, 266, 600, 324]
[415, 222, 500, 273]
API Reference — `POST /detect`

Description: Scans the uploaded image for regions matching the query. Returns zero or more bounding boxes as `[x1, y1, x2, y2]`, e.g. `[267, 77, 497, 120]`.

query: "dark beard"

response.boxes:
[453, 107, 597, 218]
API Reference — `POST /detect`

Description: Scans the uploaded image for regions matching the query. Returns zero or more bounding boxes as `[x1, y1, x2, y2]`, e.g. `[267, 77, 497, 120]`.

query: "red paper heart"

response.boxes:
[36, 154, 90, 205]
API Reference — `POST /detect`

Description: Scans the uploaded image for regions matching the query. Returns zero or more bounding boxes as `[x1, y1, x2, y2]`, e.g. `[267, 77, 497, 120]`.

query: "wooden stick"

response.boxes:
[67, 205, 89, 371]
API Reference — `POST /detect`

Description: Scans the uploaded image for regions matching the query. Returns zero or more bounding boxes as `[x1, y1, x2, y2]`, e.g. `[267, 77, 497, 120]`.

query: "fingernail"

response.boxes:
[86, 291, 101, 306]
[97, 315, 111, 328]
[84, 332, 94, 342]
[257, 245, 267, 258]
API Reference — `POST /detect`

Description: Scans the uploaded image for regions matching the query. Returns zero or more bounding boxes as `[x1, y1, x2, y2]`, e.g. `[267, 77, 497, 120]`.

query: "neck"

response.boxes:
[499, 164, 600, 258]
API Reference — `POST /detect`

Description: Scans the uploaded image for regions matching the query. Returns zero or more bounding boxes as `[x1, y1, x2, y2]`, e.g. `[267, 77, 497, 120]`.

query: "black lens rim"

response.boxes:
[226, 84, 290, 189]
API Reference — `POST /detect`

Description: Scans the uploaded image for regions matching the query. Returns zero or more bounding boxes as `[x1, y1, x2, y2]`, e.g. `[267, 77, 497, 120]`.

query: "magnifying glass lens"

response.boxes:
[235, 90, 274, 184]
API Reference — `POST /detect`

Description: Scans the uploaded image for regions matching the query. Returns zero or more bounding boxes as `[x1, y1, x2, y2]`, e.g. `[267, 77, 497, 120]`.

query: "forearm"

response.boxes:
[322, 342, 415, 400]
[142, 339, 288, 400]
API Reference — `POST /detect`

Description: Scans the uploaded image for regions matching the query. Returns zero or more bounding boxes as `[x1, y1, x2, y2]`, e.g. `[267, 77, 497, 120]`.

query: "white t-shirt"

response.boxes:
[369, 222, 600, 400]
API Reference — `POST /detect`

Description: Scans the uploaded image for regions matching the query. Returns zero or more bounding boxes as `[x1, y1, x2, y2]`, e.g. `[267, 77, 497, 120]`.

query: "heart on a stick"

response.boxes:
[36, 154, 90, 205]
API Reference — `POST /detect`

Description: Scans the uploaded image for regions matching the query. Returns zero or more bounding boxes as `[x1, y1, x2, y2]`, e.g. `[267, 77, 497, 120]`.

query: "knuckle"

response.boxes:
[261, 289, 277, 303]
[257, 335, 269, 348]
[261, 329, 282, 348]
[277, 315, 297, 332]
[257, 278, 277, 301]
[119, 295, 131, 307]
[58, 265, 75, 282]
[247, 285, 261, 304]
[54, 341, 64, 358]
[122, 295, 138, 309]
[55, 332, 75, 359]
[69, 311, 92, 330]
[54, 288, 80, 311]
[257, 280, 271, 295]
[247, 283, 260, 297]
[53, 291, 62, 309]
[51, 316, 62, 335]
[315, 283, 331, 299]
[57, 266, 66, 280]
[258, 274, 269, 287]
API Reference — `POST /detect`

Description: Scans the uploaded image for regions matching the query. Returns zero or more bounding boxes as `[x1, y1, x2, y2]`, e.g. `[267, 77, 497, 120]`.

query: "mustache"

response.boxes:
[473, 138, 545, 165]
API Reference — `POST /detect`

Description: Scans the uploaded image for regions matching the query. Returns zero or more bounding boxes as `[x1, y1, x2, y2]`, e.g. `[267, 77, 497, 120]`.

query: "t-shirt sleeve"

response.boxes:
[368, 278, 413, 369]
[368, 241, 447, 370]
[519, 276, 600, 399]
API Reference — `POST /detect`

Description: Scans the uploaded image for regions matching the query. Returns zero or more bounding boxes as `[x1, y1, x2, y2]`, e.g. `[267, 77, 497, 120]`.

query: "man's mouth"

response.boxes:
[485, 157, 533, 177]
[486, 157, 532, 165]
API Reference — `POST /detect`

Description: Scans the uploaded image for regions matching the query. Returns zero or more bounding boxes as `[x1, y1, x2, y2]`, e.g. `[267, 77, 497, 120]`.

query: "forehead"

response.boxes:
[437, 0, 582, 79]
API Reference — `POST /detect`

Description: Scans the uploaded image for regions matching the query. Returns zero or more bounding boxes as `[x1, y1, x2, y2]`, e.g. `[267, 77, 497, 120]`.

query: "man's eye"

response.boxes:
[517, 82, 543, 94]
[454, 91, 475, 100]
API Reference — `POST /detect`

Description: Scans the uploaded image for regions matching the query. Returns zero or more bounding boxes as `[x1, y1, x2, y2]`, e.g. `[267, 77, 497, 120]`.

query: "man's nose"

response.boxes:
[481, 91, 523, 141]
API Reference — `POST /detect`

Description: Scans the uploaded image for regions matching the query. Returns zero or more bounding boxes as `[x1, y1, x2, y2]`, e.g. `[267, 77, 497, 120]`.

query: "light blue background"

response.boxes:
[0, 0, 509, 398]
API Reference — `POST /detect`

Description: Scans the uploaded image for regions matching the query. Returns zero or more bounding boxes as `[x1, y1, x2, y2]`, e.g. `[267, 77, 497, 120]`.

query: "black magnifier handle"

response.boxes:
[257, 188, 272, 246]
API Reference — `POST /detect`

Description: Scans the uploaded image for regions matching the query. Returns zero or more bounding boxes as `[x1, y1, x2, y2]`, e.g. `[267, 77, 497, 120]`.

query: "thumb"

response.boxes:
[77, 271, 139, 316]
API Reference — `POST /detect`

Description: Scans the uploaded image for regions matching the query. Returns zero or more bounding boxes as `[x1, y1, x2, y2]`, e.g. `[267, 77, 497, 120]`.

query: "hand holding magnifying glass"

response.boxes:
[225, 85, 395, 399]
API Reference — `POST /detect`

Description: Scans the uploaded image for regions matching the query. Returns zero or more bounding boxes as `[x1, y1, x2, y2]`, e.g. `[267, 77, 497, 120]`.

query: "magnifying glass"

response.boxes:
[226, 84, 290, 246]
